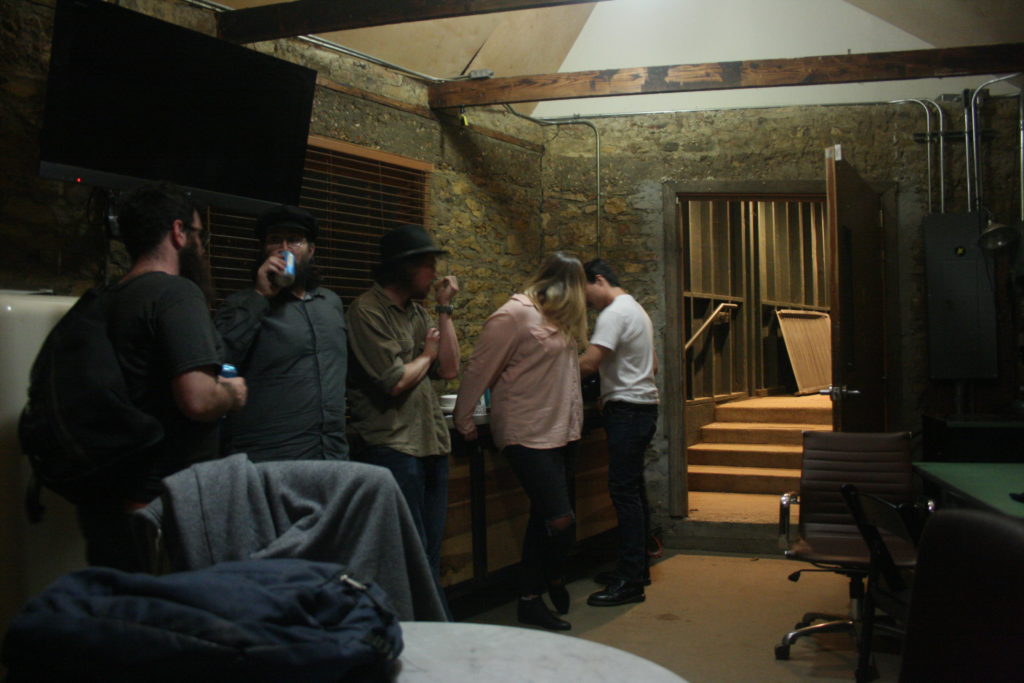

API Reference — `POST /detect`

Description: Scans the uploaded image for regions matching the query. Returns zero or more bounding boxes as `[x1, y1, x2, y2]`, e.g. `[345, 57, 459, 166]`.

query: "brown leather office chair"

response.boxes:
[900, 509, 1024, 683]
[841, 483, 925, 683]
[775, 431, 913, 664]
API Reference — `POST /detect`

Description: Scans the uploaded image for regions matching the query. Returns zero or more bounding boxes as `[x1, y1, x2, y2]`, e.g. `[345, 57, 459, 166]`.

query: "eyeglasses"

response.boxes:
[264, 233, 307, 248]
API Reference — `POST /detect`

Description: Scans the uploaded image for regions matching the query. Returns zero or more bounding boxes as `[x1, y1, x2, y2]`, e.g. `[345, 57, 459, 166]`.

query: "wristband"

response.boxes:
[435, 304, 455, 315]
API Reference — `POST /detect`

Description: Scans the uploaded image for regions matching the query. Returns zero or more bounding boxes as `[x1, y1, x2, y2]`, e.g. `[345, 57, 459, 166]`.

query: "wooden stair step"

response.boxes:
[687, 443, 802, 469]
[688, 464, 801, 495]
[714, 396, 832, 425]
[700, 421, 831, 446]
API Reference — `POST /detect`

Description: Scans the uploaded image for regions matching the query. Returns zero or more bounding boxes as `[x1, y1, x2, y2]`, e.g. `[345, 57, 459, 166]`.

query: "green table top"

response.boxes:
[915, 462, 1024, 518]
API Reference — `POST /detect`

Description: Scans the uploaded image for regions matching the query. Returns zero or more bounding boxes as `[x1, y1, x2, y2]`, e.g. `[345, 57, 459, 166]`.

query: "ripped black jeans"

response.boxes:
[504, 443, 577, 596]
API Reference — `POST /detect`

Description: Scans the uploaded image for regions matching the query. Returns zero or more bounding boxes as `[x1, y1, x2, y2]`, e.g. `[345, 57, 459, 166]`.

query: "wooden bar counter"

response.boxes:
[438, 409, 615, 589]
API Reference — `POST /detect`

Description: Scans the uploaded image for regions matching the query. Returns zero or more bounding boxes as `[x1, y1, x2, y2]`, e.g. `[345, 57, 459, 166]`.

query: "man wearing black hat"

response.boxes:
[346, 224, 460, 583]
[214, 204, 349, 462]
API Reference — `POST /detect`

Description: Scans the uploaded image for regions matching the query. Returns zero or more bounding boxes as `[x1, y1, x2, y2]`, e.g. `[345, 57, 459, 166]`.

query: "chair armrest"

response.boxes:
[779, 491, 799, 549]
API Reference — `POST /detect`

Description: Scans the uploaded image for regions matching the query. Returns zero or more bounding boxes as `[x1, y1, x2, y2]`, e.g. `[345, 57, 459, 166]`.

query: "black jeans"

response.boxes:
[504, 444, 576, 597]
[356, 446, 449, 578]
[603, 401, 658, 583]
[77, 502, 145, 572]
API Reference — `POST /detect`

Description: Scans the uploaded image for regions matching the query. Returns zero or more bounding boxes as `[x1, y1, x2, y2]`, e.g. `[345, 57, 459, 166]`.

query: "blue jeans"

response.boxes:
[603, 401, 658, 583]
[504, 444, 576, 596]
[357, 446, 449, 581]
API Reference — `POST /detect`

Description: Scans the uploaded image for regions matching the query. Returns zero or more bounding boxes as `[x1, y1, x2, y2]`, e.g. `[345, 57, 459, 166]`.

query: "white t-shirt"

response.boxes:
[590, 294, 659, 404]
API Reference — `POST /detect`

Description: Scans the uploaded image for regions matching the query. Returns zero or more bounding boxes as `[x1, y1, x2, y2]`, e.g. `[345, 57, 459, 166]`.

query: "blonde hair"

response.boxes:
[522, 252, 588, 346]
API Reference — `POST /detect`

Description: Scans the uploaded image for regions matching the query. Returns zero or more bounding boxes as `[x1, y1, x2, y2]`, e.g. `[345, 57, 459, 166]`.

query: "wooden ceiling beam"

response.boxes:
[218, 0, 606, 44]
[428, 42, 1024, 108]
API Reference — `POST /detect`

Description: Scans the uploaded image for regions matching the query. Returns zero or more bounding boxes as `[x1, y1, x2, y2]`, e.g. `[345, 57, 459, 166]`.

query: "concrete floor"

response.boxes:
[462, 551, 899, 683]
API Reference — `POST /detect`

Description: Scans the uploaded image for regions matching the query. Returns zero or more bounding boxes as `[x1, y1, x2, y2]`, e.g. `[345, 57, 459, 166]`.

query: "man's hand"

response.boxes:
[423, 327, 441, 361]
[435, 275, 459, 306]
[220, 376, 248, 412]
[255, 253, 287, 297]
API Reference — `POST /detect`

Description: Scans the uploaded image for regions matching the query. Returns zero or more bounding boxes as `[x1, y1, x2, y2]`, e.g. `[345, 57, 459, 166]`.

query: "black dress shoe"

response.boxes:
[548, 583, 570, 615]
[594, 570, 651, 586]
[587, 579, 646, 607]
[517, 597, 571, 631]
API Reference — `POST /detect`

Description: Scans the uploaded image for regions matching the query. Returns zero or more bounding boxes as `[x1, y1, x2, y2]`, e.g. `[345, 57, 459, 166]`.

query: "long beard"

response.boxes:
[179, 243, 215, 305]
[291, 253, 320, 291]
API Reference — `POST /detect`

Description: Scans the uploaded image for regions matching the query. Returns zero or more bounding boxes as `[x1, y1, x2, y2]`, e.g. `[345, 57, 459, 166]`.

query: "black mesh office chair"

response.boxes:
[900, 509, 1024, 683]
[774, 431, 913, 662]
[841, 483, 925, 683]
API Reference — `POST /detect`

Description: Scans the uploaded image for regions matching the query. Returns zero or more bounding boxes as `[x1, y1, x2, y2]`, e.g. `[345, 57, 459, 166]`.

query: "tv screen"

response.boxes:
[40, 0, 317, 212]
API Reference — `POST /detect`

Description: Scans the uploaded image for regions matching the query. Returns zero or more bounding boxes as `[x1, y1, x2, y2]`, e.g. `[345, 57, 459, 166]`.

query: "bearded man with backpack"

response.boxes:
[71, 182, 247, 571]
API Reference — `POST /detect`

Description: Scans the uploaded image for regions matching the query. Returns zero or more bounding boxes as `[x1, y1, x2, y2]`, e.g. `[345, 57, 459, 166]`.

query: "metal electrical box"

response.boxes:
[924, 212, 999, 379]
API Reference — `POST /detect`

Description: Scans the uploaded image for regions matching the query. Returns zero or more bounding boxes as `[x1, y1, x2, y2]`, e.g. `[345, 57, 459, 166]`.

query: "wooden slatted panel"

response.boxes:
[776, 309, 832, 395]
[680, 195, 827, 399]
[206, 141, 429, 307]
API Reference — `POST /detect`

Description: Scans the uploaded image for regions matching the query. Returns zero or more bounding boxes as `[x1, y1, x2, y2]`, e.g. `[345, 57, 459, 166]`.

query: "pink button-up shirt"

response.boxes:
[454, 294, 582, 450]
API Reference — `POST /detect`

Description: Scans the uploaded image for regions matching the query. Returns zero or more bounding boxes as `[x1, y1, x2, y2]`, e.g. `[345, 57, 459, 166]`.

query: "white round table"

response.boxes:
[389, 621, 687, 682]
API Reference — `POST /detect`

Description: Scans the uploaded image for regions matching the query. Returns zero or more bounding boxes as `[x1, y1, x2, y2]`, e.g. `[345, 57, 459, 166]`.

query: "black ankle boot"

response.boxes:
[548, 583, 570, 615]
[517, 597, 571, 631]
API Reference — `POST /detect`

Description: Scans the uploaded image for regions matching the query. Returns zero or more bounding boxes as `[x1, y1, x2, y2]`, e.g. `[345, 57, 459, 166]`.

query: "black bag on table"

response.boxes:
[1, 558, 404, 682]
[18, 287, 163, 514]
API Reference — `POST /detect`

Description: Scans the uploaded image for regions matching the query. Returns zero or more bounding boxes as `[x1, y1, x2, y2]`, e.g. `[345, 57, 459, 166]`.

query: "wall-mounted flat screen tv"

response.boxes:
[40, 0, 317, 213]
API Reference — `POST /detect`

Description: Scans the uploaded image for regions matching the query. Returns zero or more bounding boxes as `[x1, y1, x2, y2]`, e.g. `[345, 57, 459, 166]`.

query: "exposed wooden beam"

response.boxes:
[218, 0, 606, 44]
[428, 42, 1024, 108]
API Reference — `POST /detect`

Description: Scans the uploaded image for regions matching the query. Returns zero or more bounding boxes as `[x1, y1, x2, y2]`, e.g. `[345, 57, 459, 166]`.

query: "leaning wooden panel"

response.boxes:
[776, 309, 832, 395]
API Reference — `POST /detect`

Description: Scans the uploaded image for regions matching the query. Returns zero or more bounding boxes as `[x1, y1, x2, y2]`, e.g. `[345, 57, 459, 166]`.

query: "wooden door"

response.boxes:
[825, 145, 887, 431]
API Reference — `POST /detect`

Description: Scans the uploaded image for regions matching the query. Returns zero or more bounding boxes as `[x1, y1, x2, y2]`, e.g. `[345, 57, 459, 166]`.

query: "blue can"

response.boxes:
[220, 363, 238, 378]
[277, 250, 296, 287]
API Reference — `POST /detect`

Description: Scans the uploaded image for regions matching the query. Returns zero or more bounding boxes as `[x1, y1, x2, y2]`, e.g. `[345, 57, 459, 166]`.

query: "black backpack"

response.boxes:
[2, 558, 404, 682]
[18, 287, 164, 513]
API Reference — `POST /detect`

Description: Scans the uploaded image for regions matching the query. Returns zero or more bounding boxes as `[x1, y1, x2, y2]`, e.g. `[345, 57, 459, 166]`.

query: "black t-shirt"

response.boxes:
[106, 272, 223, 500]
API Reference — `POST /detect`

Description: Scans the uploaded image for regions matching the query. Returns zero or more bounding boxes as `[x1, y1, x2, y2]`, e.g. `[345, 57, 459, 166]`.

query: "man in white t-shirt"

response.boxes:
[580, 259, 659, 607]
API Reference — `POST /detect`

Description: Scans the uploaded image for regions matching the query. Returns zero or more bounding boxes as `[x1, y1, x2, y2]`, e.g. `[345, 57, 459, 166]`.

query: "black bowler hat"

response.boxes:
[255, 205, 318, 243]
[379, 224, 446, 264]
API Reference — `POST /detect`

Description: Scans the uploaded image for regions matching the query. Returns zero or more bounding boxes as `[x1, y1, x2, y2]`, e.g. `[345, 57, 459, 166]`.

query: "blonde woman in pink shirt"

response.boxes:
[454, 252, 587, 631]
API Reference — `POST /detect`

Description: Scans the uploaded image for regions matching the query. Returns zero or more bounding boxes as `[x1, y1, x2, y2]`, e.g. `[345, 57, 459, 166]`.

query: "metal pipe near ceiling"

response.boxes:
[891, 99, 934, 213]
[970, 73, 1022, 213]
[963, 89, 974, 211]
[505, 107, 603, 258]
[922, 99, 946, 213]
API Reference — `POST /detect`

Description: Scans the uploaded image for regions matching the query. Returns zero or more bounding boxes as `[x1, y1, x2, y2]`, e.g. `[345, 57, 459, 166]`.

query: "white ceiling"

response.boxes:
[221, 0, 1024, 115]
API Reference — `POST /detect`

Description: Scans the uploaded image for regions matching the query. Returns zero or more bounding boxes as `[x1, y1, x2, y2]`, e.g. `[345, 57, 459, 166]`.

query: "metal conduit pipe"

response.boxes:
[891, 99, 934, 213]
[922, 99, 946, 213]
[505, 106, 603, 258]
[964, 92, 974, 211]
[189, 0, 605, 258]
[184, 0, 452, 84]
[970, 73, 1022, 212]
[1019, 90, 1023, 222]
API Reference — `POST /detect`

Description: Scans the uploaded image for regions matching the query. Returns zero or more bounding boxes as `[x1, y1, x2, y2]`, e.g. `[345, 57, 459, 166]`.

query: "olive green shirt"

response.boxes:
[346, 283, 451, 457]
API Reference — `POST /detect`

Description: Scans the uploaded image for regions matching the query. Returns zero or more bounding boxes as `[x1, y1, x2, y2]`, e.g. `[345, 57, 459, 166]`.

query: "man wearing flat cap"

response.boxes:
[214, 204, 349, 462]
[347, 223, 460, 585]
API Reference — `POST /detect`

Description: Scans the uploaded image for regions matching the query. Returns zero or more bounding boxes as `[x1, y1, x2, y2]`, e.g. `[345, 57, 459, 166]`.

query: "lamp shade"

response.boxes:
[977, 220, 1018, 251]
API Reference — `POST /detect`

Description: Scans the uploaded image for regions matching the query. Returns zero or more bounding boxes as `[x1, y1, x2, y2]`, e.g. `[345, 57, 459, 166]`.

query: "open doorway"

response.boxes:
[676, 193, 830, 404]
[662, 154, 895, 518]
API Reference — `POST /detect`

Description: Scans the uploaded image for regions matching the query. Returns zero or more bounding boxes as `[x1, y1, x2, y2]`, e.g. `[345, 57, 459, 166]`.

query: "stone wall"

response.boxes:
[3, 0, 1021, 542]
[540, 97, 1021, 527]
[0, 0, 547, 374]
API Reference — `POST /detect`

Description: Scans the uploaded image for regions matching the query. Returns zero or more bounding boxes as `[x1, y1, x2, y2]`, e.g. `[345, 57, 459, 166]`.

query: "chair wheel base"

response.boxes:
[775, 644, 790, 660]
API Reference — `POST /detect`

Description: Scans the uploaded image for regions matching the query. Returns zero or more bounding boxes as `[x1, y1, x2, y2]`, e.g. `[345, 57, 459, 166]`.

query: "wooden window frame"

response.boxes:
[207, 135, 432, 307]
